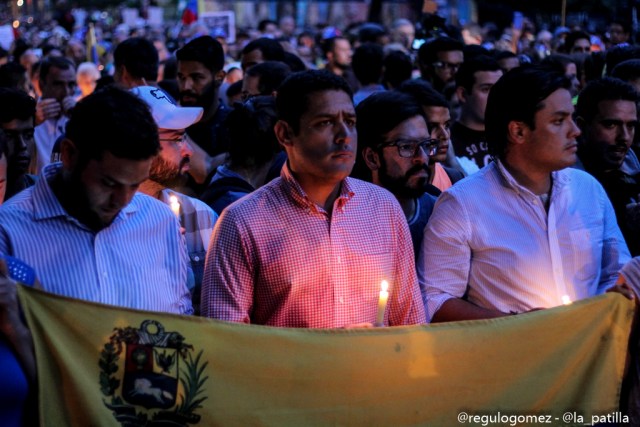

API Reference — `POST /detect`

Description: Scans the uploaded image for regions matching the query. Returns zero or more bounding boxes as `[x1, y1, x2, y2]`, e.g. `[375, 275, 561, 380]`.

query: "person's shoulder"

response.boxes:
[131, 192, 175, 218]
[0, 187, 36, 217]
[442, 163, 496, 195]
[221, 178, 284, 218]
[348, 177, 395, 200]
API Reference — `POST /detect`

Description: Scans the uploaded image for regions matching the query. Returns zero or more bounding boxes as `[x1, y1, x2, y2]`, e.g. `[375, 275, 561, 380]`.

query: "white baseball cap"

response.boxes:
[130, 86, 203, 130]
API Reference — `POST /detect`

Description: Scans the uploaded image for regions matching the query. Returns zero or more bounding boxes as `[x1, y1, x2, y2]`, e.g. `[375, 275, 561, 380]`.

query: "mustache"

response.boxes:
[406, 164, 430, 177]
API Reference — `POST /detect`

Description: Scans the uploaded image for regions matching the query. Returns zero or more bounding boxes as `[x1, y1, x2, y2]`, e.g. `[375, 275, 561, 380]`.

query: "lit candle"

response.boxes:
[169, 195, 181, 218]
[376, 280, 389, 326]
[561, 295, 572, 305]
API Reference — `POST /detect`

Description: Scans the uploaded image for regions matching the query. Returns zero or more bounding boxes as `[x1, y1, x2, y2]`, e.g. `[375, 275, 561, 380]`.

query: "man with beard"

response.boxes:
[0, 86, 193, 314]
[322, 36, 359, 93]
[202, 70, 425, 327]
[419, 65, 631, 323]
[176, 36, 229, 191]
[133, 86, 218, 315]
[355, 91, 439, 260]
[0, 88, 36, 202]
[575, 77, 640, 256]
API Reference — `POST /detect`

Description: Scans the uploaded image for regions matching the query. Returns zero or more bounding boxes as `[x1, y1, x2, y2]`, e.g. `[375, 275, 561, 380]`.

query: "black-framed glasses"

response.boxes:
[378, 138, 439, 158]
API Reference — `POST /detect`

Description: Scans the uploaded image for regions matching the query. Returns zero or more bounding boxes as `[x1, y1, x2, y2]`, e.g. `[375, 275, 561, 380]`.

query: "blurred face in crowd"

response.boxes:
[177, 60, 215, 111]
[241, 49, 264, 73]
[328, 39, 353, 70]
[2, 117, 34, 176]
[432, 50, 463, 85]
[424, 106, 451, 163]
[41, 65, 77, 103]
[578, 99, 637, 171]
[459, 69, 503, 125]
[570, 38, 590, 54]
[150, 129, 193, 188]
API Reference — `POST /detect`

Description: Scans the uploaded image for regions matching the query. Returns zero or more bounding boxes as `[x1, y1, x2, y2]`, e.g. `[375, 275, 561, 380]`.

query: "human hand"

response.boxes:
[36, 98, 61, 123]
[344, 322, 374, 329]
[607, 277, 637, 301]
[0, 259, 22, 334]
[61, 96, 77, 116]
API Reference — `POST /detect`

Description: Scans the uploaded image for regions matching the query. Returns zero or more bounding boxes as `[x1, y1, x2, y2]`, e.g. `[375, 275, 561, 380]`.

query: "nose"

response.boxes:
[619, 124, 633, 143]
[181, 140, 194, 157]
[569, 118, 581, 138]
[334, 120, 355, 145]
[182, 77, 193, 91]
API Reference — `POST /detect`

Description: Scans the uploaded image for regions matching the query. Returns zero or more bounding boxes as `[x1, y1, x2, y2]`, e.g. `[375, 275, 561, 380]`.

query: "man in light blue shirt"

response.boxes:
[0, 86, 192, 314]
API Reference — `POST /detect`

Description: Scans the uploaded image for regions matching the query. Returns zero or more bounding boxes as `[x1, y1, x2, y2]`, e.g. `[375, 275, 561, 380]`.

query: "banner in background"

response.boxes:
[18, 287, 634, 427]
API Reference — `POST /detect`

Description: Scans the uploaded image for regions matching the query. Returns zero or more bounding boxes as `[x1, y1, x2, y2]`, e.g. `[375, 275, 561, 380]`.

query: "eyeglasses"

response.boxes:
[432, 61, 461, 71]
[159, 134, 188, 148]
[378, 138, 439, 158]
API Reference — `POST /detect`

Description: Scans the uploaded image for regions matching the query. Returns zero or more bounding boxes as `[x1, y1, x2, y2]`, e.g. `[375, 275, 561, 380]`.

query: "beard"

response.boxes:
[149, 155, 190, 189]
[378, 159, 430, 199]
[179, 81, 216, 110]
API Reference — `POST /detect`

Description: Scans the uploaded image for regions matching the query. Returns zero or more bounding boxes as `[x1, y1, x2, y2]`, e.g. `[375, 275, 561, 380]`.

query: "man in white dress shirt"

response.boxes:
[419, 65, 633, 322]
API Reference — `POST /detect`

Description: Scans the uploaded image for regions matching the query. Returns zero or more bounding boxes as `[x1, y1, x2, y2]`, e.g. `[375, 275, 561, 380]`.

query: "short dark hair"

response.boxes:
[418, 37, 463, 67]
[0, 62, 28, 90]
[282, 52, 307, 72]
[611, 59, 640, 82]
[541, 54, 576, 74]
[352, 42, 384, 86]
[322, 36, 348, 57]
[226, 96, 280, 168]
[396, 79, 449, 108]
[0, 88, 36, 123]
[114, 37, 159, 82]
[241, 38, 285, 62]
[65, 86, 159, 162]
[563, 31, 590, 53]
[276, 70, 352, 134]
[176, 36, 225, 74]
[246, 61, 291, 95]
[258, 19, 277, 33]
[39, 56, 74, 82]
[455, 55, 501, 92]
[383, 50, 412, 89]
[605, 45, 640, 76]
[356, 91, 424, 151]
[485, 65, 571, 160]
[576, 77, 639, 124]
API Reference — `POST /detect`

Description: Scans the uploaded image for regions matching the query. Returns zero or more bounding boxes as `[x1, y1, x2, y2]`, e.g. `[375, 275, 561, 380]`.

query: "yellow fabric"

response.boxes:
[18, 286, 634, 426]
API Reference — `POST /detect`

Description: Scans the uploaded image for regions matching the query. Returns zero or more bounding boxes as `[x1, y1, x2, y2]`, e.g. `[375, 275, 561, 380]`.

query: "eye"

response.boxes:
[345, 118, 356, 128]
[102, 179, 116, 188]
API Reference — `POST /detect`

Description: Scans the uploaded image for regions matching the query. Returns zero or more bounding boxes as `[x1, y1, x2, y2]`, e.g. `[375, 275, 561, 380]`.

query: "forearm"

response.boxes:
[2, 318, 36, 385]
[431, 298, 509, 323]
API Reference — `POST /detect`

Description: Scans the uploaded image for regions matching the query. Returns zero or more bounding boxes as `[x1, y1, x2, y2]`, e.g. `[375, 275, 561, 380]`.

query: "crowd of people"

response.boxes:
[1, 7, 640, 425]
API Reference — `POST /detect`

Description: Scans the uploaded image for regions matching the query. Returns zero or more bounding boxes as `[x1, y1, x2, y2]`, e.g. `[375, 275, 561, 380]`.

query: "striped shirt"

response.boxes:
[418, 160, 631, 320]
[202, 163, 426, 327]
[0, 163, 193, 314]
[160, 189, 217, 314]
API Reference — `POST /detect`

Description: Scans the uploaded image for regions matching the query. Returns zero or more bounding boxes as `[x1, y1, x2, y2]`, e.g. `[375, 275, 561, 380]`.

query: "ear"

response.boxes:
[363, 147, 381, 170]
[60, 138, 79, 171]
[507, 121, 528, 145]
[455, 86, 467, 104]
[274, 120, 294, 147]
[214, 70, 226, 86]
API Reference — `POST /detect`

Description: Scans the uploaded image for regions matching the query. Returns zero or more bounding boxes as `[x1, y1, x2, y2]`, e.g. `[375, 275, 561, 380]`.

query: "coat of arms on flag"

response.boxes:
[99, 320, 209, 426]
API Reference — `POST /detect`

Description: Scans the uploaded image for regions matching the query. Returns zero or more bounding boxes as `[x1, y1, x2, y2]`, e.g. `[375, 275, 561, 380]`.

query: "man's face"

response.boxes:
[609, 24, 629, 45]
[432, 50, 463, 85]
[570, 38, 591, 54]
[177, 60, 215, 110]
[377, 115, 432, 199]
[579, 99, 637, 171]
[283, 90, 357, 184]
[423, 106, 451, 163]
[521, 88, 581, 173]
[330, 39, 353, 69]
[149, 129, 193, 188]
[497, 57, 520, 74]
[74, 150, 152, 227]
[564, 63, 580, 97]
[241, 49, 264, 72]
[241, 75, 261, 100]
[41, 66, 76, 103]
[461, 70, 503, 124]
[1, 118, 34, 176]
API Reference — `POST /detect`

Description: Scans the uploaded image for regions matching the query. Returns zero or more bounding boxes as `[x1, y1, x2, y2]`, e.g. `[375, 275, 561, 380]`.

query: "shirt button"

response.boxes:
[339, 297, 344, 304]
[337, 256, 341, 264]
[194, 256, 200, 262]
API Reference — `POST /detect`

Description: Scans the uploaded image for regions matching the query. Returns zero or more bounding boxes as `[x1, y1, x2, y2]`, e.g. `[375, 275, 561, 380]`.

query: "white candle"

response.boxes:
[376, 280, 389, 326]
[561, 295, 572, 305]
[169, 195, 181, 218]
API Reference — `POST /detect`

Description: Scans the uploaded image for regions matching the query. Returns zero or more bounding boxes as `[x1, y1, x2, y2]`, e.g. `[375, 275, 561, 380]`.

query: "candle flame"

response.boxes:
[561, 295, 572, 305]
[381, 280, 389, 292]
[169, 195, 179, 204]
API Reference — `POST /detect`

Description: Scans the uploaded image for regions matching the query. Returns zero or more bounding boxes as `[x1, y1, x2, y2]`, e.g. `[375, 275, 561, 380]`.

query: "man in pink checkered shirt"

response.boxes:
[201, 70, 426, 328]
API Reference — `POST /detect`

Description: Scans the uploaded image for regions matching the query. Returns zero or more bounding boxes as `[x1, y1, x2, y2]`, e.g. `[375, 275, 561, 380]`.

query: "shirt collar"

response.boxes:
[494, 159, 570, 197]
[33, 162, 139, 223]
[280, 162, 355, 213]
